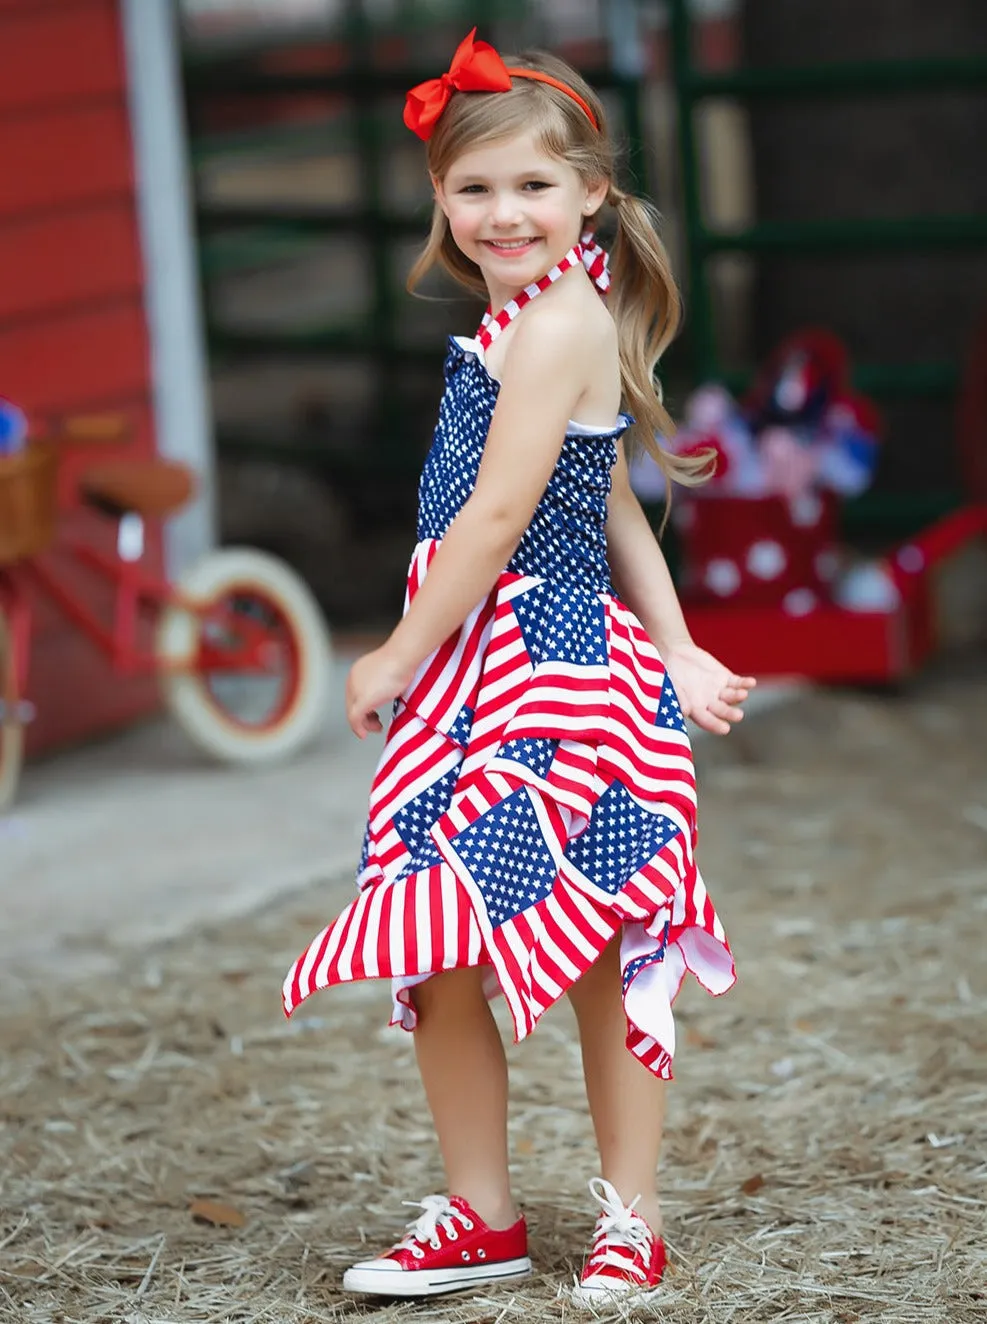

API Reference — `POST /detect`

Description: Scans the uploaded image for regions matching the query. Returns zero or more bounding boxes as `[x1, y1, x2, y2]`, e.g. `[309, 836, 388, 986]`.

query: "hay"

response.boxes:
[2, 650, 986, 1323]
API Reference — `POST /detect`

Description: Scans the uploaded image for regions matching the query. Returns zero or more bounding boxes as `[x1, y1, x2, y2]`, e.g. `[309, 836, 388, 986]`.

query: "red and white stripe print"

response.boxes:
[477, 232, 610, 352]
[283, 549, 735, 1081]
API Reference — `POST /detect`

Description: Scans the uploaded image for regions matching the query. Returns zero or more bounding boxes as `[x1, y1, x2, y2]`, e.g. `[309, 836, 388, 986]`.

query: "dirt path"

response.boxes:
[1, 651, 985, 1323]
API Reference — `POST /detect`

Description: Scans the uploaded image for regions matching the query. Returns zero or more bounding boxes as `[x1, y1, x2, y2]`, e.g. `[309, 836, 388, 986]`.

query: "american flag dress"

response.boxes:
[284, 255, 735, 1080]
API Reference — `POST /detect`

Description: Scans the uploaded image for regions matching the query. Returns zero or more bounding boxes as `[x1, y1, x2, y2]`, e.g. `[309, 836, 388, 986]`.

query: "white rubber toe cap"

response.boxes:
[571, 1275, 662, 1309]
[343, 1255, 531, 1298]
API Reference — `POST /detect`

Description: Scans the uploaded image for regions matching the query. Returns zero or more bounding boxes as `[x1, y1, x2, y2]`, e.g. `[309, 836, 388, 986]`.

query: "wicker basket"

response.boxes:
[0, 445, 58, 566]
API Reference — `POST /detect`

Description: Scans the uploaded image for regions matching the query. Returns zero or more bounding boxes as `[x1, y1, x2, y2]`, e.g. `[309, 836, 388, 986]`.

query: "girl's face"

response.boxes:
[433, 130, 608, 309]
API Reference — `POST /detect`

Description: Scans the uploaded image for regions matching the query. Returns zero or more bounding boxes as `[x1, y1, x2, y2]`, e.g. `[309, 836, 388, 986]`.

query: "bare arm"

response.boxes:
[347, 309, 593, 736]
[606, 445, 692, 654]
[607, 446, 756, 734]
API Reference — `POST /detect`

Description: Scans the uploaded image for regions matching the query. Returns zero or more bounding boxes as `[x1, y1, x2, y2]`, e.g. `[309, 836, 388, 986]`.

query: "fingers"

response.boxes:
[709, 698, 745, 724]
[720, 685, 750, 704]
[689, 697, 746, 736]
[720, 673, 756, 706]
[347, 707, 383, 739]
[691, 707, 732, 736]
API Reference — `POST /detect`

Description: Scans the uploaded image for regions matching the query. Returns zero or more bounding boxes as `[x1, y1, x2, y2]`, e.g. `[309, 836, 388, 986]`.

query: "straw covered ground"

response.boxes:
[1, 650, 985, 1323]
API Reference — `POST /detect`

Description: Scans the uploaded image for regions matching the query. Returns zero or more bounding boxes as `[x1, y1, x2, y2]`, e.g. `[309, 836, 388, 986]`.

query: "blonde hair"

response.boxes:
[407, 49, 712, 495]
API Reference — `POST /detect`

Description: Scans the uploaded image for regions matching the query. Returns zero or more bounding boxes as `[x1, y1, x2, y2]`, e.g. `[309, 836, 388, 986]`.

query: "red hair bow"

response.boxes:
[403, 27, 512, 141]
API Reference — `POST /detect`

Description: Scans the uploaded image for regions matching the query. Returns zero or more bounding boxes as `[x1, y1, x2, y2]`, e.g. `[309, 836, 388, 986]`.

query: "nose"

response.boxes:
[490, 189, 524, 228]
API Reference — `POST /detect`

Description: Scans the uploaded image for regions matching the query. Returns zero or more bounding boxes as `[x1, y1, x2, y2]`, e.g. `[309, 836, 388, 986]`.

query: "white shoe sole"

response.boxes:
[570, 1280, 662, 1309]
[343, 1255, 532, 1298]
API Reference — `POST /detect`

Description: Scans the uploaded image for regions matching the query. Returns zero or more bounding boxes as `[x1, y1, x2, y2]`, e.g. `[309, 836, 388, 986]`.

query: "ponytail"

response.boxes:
[608, 186, 714, 500]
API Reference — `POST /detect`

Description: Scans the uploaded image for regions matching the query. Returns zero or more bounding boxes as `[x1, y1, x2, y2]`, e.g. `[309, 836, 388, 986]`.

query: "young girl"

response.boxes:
[284, 29, 754, 1306]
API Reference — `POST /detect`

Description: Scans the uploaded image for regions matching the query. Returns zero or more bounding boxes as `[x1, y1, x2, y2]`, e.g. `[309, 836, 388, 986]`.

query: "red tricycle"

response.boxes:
[0, 415, 331, 810]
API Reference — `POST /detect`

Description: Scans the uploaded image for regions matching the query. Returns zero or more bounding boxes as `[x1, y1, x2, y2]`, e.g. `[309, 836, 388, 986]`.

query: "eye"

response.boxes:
[523, 180, 551, 191]
[459, 184, 487, 194]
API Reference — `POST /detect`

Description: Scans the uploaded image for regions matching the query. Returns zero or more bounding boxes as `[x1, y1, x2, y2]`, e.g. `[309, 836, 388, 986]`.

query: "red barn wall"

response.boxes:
[0, 0, 162, 755]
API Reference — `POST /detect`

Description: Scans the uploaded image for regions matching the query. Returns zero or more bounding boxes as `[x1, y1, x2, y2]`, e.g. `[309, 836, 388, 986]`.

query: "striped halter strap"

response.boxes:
[476, 231, 610, 353]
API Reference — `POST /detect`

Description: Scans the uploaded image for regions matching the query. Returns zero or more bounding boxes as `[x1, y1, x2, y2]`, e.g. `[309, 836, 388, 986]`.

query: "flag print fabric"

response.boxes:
[283, 248, 735, 1079]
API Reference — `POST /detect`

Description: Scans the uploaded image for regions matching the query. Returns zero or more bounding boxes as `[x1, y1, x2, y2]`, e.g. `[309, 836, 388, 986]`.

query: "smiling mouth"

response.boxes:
[483, 238, 541, 252]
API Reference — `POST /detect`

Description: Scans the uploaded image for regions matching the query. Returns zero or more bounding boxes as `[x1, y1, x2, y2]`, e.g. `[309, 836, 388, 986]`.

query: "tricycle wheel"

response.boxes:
[0, 609, 24, 811]
[156, 547, 331, 765]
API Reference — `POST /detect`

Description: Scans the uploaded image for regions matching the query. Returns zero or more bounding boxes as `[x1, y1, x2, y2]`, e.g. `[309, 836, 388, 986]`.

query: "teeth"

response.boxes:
[489, 240, 535, 249]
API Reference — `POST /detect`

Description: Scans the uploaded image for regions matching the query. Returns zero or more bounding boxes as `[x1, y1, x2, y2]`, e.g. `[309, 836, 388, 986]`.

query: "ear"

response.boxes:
[431, 174, 451, 218]
[581, 176, 609, 220]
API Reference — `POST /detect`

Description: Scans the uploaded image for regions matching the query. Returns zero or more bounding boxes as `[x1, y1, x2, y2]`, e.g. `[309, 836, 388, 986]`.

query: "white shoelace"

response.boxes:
[585, 1178, 653, 1280]
[396, 1195, 474, 1259]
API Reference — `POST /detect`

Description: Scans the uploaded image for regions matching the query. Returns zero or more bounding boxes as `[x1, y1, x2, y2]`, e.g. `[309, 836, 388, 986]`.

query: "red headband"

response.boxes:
[403, 28, 599, 142]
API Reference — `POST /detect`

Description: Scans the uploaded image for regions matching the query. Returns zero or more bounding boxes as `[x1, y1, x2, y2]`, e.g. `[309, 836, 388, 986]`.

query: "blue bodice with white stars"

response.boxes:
[416, 338, 631, 593]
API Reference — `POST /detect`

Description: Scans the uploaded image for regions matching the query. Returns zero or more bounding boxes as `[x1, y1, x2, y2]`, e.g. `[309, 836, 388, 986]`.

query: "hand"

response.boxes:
[346, 645, 414, 739]
[661, 640, 756, 736]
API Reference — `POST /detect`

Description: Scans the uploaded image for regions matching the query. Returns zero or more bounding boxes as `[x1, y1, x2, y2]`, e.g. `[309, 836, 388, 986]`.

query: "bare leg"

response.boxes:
[568, 936, 665, 1236]
[412, 966, 518, 1230]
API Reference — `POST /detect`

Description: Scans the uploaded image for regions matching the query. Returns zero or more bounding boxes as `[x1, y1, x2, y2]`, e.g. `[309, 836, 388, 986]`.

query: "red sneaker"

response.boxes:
[342, 1194, 531, 1298]
[571, 1178, 666, 1307]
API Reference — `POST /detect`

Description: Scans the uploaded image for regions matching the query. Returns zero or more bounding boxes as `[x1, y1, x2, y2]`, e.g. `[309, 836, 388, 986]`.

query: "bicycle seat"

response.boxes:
[79, 459, 196, 519]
